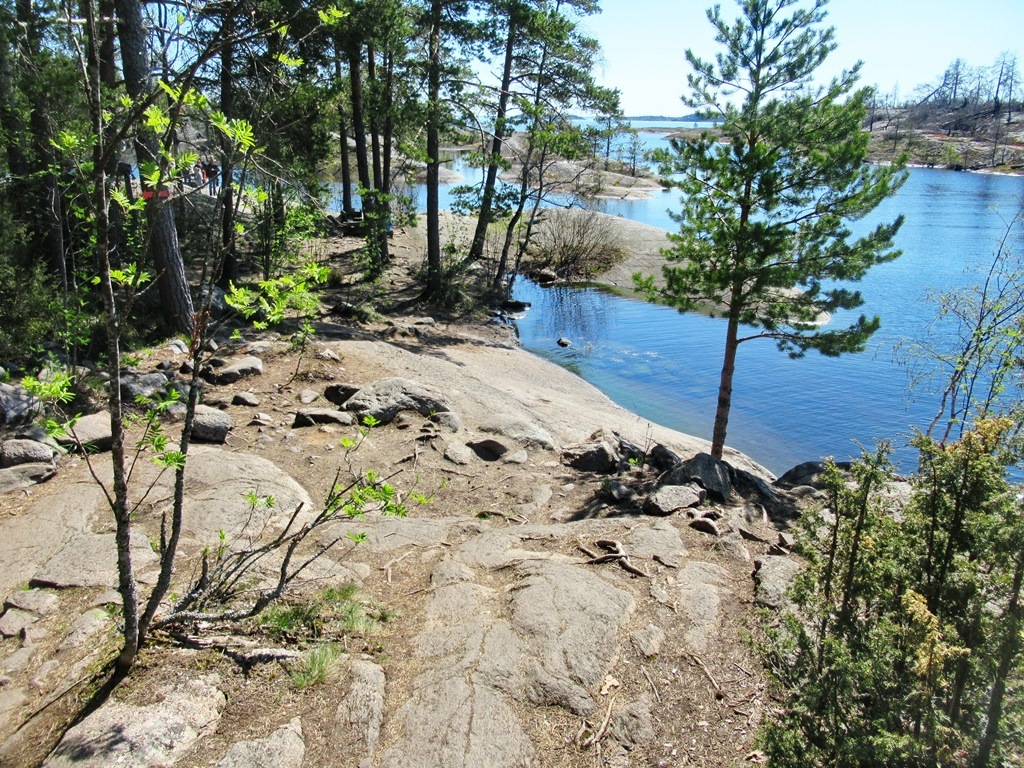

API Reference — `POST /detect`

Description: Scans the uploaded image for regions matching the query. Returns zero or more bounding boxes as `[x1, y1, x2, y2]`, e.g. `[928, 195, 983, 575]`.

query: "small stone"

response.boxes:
[425, 411, 461, 433]
[250, 413, 275, 427]
[557, 337, 572, 348]
[778, 532, 796, 550]
[466, 438, 509, 462]
[0, 608, 37, 637]
[166, 339, 189, 354]
[206, 356, 263, 385]
[317, 348, 342, 362]
[298, 389, 320, 404]
[631, 624, 665, 658]
[5, 589, 59, 616]
[503, 449, 529, 464]
[443, 442, 474, 466]
[232, 392, 260, 407]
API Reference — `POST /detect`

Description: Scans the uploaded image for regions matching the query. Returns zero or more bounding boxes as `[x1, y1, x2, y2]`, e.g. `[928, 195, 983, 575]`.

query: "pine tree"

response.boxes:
[636, 0, 905, 459]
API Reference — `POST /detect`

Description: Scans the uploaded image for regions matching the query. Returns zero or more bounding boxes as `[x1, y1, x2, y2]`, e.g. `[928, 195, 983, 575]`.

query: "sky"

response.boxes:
[581, 0, 1024, 116]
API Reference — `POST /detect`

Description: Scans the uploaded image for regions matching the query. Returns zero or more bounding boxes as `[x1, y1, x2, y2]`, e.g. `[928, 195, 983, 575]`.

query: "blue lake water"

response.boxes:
[331, 132, 1024, 475]
[511, 168, 1024, 475]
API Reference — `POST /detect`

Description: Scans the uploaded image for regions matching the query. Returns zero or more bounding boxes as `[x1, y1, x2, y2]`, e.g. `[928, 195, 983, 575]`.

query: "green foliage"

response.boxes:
[632, 0, 905, 458]
[0, 206, 59, 365]
[260, 583, 386, 642]
[760, 420, 1024, 768]
[291, 643, 340, 688]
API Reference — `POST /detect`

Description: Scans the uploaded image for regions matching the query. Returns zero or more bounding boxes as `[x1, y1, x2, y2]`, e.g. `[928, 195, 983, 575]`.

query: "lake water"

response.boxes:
[331, 133, 1024, 476]
[511, 167, 1024, 475]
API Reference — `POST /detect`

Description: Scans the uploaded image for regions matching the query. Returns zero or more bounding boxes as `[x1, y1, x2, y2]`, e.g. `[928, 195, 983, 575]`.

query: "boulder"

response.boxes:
[753, 556, 802, 609]
[214, 718, 304, 768]
[344, 377, 453, 425]
[0, 463, 56, 494]
[293, 408, 355, 428]
[479, 416, 556, 450]
[324, 383, 360, 407]
[643, 484, 705, 516]
[664, 452, 732, 503]
[119, 371, 168, 401]
[562, 440, 618, 473]
[58, 411, 113, 452]
[1, 439, 55, 468]
[193, 404, 232, 443]
[648, 444, 682, 473]
[205, 356, 264, 385]
[43, 676, 225, 768]
[0, 382, 41, 426]
[775, 460, 851, 490]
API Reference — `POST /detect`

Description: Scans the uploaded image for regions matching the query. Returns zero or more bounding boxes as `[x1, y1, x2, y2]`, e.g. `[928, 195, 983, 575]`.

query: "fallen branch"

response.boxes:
[579, 691, 617, 749]
[683, 652, 724, 699]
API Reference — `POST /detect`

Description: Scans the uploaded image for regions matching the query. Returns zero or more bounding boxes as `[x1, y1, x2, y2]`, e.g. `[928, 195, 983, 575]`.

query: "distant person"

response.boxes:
[204, 160, 219, 194]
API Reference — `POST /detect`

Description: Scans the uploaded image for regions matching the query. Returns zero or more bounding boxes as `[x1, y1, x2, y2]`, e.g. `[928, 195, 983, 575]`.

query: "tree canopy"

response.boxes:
[636, 0, 906, 459]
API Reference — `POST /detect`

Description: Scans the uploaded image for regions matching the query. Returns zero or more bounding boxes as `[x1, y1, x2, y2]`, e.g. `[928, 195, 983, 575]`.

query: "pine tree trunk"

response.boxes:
[217, 17, 236, 289]
[115, 0, 195, 335]
[423, 0, 443, 298]
[469, 20, 516, 263]
[711, 314, 739, 459]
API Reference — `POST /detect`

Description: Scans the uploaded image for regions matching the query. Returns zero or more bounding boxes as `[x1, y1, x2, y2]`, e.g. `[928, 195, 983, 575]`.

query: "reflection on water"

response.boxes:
[512, 168, 1024, 475]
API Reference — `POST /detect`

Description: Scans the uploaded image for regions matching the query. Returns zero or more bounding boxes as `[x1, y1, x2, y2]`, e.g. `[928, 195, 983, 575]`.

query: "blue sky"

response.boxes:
[581, 0, 1024, 115]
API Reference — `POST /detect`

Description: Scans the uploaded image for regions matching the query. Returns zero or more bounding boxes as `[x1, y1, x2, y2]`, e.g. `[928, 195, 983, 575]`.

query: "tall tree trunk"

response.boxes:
[217, 17, 236, 289]
[365, 42, 389, 263]
[422, 0, 443, 297]
[115, 0, 195, 334]
[711, 313, 739, 459]
[347, 41, 386, 274]
[468, 17, 516, 263]
[16, 0, 66, 292]
[334, 39, 355, 216]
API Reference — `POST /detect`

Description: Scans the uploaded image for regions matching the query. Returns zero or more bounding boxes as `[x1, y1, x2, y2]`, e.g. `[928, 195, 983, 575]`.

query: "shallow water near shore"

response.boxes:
[511, 168, 1024, 476]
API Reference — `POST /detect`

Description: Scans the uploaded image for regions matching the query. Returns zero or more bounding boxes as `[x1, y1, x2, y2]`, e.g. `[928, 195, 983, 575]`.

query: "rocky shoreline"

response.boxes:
[0, 221, 830, 767]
